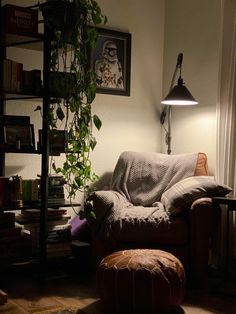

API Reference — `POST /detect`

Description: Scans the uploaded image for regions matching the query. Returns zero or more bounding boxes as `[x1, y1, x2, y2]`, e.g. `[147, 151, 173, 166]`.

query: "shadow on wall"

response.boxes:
[5, 166, 24, 176]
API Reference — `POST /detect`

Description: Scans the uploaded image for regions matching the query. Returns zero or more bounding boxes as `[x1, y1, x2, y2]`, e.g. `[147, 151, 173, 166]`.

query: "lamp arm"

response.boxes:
[160, 65, 178, 125]
[160, 53, 183, 155]
[160, 53, 183, 125]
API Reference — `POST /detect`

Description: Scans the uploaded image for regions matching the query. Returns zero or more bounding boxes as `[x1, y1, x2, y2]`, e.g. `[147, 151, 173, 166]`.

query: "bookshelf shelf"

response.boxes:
[0, 2, 63, 270]
[0, 147, 41, 154]
[2, 91, 43, 101]
[0, 2, 87, 275]
[0, 258, 38, 270]
[4, 33, 44, 51]
[0, 201, 81, 212]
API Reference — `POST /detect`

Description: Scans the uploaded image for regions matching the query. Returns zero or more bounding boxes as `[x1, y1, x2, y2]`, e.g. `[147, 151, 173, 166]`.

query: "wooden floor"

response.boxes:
[1, 262, 236, 314]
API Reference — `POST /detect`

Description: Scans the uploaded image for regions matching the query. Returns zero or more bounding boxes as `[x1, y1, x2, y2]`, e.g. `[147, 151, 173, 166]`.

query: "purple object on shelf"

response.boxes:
[70, 215, 91, 241]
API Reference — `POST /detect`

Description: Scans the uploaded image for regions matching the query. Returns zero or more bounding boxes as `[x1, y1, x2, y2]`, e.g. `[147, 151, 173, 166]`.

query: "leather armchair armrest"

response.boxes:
[87, 190, 128, 264]
[188, 196, 220, 283]
[87, 191, 115, 224]
[191, 197, 212, 210]
[87, 190, 127, 225]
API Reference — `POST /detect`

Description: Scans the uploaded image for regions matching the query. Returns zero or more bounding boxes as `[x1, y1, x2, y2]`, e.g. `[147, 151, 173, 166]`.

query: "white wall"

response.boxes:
[90, 0, 165, 178]
[3, 0, 224, 182]
[162, 0, 222, 174]
[3, 0, 165, 188]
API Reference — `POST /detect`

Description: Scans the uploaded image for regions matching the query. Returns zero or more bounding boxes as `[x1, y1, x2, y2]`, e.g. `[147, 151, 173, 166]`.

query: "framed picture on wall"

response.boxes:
[91, 27, 131, 96]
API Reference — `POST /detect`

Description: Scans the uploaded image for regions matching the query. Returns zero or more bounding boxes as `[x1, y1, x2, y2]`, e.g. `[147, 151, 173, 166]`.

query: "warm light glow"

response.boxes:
[161, 100, 198, 105]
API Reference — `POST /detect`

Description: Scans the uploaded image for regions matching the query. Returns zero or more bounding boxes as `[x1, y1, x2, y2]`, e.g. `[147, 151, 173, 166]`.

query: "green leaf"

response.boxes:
[90, 137, 97, 150]
[67, 154, 76, 164]
[34, 105, 41, 112]
[63, 162, 70, 171]
[75, 161, 83, 169]
[92, 14, 102, 25]
[56, 106, 65, 121]
[75, 175, 83, 187]
[87, 82, 97, 104]
[88, 210, 96, 219]
[93, 114, 102, 130]
[52, 162, 57, 172]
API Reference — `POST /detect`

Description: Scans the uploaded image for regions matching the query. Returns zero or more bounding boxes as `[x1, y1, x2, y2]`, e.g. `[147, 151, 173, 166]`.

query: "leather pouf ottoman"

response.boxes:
[97, 249, 185, 314]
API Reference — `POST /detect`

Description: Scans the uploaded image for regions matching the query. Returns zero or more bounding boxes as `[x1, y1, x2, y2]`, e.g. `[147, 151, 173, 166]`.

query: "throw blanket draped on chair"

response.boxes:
[111, 151, 198, 206]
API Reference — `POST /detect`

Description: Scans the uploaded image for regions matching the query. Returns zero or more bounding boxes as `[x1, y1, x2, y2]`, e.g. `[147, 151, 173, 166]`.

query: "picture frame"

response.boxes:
[4, 124, 35, 149]
[91, 27, 131, 96]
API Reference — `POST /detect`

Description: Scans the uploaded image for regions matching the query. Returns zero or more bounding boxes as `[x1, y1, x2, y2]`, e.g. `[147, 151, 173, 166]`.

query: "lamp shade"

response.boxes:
[161, 77, 198, 105]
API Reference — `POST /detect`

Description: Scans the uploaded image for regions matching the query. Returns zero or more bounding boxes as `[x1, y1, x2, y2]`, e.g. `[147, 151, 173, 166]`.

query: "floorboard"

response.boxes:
[1, 265, 236, 314]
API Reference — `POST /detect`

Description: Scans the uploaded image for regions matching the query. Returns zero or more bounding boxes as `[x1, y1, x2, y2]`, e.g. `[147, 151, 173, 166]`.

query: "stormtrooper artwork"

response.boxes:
[95, 41, 124, 89]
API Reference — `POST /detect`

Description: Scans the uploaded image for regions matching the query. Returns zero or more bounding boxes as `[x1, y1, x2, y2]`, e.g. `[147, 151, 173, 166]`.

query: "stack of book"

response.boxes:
[0, 212, 32, 263]
[17, 208, 72, 257]
[48, 176, 66, 203]
[47, 224, 72, 258]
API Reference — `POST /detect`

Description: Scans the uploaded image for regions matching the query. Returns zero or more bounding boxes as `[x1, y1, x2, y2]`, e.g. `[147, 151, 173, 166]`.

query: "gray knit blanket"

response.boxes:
[91, 151, 198, 229]
[111, 151, 198, 206]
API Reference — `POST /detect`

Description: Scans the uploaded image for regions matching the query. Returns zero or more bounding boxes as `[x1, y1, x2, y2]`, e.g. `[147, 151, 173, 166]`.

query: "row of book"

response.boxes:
[0, 174, 66, 208]
[3, 59, 42, 94]
[23, 175, 66, 204]
[3, 4, 38, 38]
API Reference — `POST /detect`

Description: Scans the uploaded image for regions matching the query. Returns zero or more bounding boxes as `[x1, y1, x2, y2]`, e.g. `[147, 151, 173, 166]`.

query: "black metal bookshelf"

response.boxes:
[0, 0, 6, 176]
[0, 1, 62, 272]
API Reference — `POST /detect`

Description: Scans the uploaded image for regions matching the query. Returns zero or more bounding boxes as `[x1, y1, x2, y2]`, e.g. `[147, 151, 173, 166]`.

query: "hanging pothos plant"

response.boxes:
[38, 0, 107, 219]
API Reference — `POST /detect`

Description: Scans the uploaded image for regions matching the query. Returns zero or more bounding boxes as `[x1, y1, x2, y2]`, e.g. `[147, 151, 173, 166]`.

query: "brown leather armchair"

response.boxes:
[88, 151, 225, 283]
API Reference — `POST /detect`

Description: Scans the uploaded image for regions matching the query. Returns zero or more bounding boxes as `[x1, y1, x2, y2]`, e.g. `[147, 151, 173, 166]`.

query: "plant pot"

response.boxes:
[41, 0, 80, 41]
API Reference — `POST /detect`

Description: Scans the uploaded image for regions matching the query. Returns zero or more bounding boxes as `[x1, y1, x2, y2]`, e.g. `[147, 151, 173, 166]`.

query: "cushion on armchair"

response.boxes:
[161, 176, 232, 216]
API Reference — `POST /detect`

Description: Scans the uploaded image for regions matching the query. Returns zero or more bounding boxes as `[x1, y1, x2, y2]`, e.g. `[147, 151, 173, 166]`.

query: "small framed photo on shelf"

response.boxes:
[91, 27, 131, 96]
[38, 129, 67, 155]
[4, 124, 35, 150]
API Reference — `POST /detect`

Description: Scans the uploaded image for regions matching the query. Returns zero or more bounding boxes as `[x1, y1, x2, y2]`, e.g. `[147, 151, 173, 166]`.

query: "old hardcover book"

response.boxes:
[21, 208, 67, 218]
[16, 213, 71, 225]
[22, 179, 39, 203]
[2, 4, 38, 37]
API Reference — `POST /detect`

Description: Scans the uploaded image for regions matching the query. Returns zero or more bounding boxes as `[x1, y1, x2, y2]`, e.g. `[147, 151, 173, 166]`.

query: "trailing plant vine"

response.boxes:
[38, 0, 107, 218]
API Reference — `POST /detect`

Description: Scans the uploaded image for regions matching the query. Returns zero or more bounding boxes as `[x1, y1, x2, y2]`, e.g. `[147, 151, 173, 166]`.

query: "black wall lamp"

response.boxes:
[160, 53, 198, 154]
